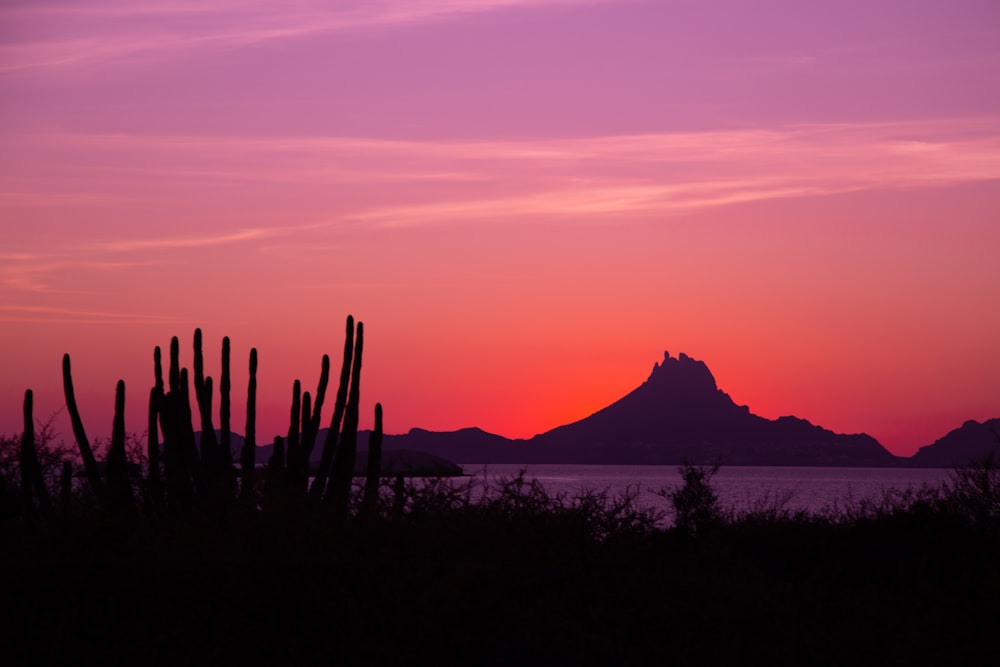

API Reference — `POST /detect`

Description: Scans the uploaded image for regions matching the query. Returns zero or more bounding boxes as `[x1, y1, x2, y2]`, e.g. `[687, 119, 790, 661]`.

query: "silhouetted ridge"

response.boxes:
[908, 418, 1000, 467]
[530, 351, 893, 465]
[372, 351, 896, 465]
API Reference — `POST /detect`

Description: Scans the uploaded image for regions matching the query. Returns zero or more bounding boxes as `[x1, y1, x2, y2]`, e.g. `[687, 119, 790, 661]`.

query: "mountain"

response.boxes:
[200, 354, 996, 468]
[907, 418, 1000, 468]
[528, 351, 894, 465]
[379, 352, 897, 466]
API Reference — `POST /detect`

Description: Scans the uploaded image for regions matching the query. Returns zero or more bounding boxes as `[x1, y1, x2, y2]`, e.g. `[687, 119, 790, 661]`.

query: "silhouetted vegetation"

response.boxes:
[1, 321, 998, 665]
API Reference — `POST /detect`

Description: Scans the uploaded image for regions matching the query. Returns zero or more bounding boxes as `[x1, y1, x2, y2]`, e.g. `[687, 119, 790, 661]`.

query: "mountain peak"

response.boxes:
[646, 350, 718, 393]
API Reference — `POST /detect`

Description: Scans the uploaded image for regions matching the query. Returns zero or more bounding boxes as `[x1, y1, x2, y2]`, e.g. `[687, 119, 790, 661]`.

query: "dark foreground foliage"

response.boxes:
[2, 463, 999, 667]
[2, 319, 999, 665]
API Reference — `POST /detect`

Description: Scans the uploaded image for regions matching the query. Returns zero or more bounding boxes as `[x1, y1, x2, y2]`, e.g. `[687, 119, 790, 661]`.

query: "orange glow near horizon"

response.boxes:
[2, 1, 1000, 457]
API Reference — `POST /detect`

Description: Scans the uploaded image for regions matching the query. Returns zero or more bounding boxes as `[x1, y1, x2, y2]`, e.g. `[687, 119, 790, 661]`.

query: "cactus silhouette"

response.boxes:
[297, 390, 312, 490]
[328, 321, 364, 515]
[148, 346, 164, 508]
[302, 355, 330, 471]
[62, 354, 103, 499]
[168, 336, 180, 394]
[23, 318, 376, 519]
[241, 348, 258, 503]
[287, 380, 301, 475]
[193, 329, 219, 481]
[106, 379, 133, 508]
[220, 336, 233, 469]
[310, 316, 355, 501]
[361, 402, 383, 519]
[147, 385, 163, 508]
[20, 389, 50, 511]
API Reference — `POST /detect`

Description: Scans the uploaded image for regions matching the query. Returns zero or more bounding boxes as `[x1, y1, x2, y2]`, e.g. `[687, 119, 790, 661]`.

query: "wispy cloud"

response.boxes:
[0, 304, 178, 324]
[9, 119, 997, 229]
[0, 0, 608, 73]
[88, 228, 277, 252]
[0, 255, 181, 293]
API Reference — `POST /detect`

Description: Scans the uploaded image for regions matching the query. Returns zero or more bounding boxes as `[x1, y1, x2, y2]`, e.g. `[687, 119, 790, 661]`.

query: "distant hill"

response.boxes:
[907, 419, 1000, 468]
[371, 352, 898, 466]
[200, 354, 996, 468]
[524, 351, 895, 465]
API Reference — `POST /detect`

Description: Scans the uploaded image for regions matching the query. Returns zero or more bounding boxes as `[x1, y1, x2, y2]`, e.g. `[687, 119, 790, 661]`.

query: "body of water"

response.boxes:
[458, 464, 954, 517]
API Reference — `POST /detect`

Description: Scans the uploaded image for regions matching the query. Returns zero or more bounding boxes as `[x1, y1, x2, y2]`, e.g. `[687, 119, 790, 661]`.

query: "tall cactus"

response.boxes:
[147, 385, 163, 509]
[240, 348, 258, 503]
[310, 316, 355, 501]
[169, 336, 180, 394]
[178, 368, 202, 498]
[62, 354, 103, 498]
[20, 389, 51, 511]
[154, 345, 164, 394]
[361, 402, 383, 520]
[285, 380, 301, 492]
[297, 391, 312, 490]
[327, 321, 364, 515]
[106, 379, 133, 508]
[302, 355, 330, 466]
[220, 336, 232, 468]
[160, 335, 196, 510]
[193, 329, 218, 477]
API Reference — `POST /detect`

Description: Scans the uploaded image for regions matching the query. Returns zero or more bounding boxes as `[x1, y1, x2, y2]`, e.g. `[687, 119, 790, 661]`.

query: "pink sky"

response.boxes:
[2, 0, 999, 456]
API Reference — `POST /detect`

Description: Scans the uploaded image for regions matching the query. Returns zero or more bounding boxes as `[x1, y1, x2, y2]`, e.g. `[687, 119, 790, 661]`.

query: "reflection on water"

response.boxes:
[457, 464, 953, 516]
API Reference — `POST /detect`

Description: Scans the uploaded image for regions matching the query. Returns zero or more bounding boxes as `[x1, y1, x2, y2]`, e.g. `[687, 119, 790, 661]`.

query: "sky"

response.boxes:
[1, 0, 999, 457]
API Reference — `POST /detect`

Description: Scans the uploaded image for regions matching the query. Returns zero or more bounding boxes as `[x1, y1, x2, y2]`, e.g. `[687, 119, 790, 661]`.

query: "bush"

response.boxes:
[942, 453, 1000, 526]
[661, 460, 722, 535]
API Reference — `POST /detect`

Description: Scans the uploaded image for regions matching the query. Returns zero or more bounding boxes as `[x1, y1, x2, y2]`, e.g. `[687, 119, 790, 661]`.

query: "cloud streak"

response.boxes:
[7, 119, 999, 229]
[0, 0, 609, 73]
[0, 304, 178, 324]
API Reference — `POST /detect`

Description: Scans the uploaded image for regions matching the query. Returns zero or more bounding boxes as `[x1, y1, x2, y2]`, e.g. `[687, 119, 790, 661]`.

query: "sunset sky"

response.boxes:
[2, 0, 999, 457]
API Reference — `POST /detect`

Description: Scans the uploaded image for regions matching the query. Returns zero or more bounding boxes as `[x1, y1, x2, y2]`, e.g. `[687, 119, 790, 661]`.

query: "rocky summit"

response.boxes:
[528, 351, 895, 466]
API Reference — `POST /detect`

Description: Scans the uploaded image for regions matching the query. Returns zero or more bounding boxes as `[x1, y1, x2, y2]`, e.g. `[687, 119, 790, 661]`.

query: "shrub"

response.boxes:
[661, 460, 722, 535]
[941, 453, 1000, 526]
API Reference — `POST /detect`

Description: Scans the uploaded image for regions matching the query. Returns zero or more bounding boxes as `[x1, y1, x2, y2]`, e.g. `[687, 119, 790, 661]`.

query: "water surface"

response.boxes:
[459, 464, 953, 517]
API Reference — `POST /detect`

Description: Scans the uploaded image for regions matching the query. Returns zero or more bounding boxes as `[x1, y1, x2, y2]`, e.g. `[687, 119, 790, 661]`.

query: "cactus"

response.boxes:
[147, 385, 163, 509]
[240, 348, 258, 503]
[37, 320, 376, 517]
[169, 336, 180, 394]
[302, 355, 330, 466]
[327, 321, 364, 515]
[154, 345, 164, 393]
[193, 329, 218, 477]
[283, 380, 303, 496]
[160, 365, 199, 510]
[148, 346, 164, 507]
[298, 390, 312, 490]
[310, 316, 355, 501]
[106, 379, 133, 508]
[62, 354, 103, 498]
[220, 336, 232, 468]
[20, 389, 51, 510]
[361, 402, 383, 520]
[159, 387, 184, 509]
[178, 368, 203, 498]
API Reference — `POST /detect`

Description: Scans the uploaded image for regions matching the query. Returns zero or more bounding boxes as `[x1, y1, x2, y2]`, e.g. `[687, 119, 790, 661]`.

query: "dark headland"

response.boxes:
[371, 352, 998, 467]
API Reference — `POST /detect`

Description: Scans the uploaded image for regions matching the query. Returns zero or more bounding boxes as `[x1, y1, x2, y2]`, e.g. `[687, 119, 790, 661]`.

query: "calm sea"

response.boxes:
[457, 464, 954, 517]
